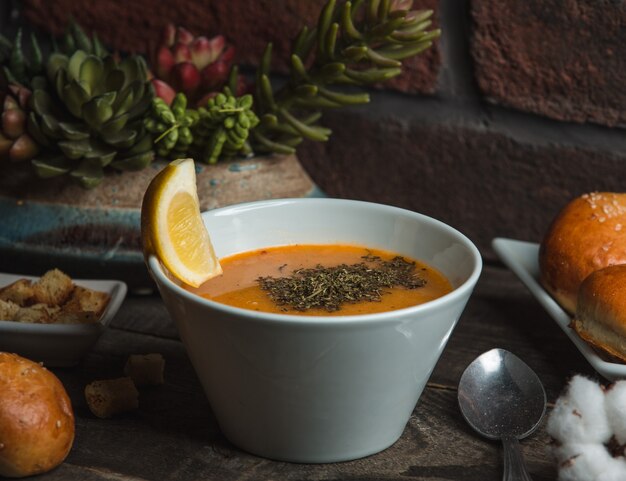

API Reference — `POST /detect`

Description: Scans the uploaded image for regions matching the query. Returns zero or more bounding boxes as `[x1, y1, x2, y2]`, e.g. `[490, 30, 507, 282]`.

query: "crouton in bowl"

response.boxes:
[0, 270, 127, 366]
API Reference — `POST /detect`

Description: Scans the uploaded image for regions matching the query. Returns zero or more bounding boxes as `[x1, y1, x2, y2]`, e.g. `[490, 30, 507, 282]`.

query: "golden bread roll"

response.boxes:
[539, 192, 626, 314]
[573, 265, 626, 363]
[0, 352, 75, 478]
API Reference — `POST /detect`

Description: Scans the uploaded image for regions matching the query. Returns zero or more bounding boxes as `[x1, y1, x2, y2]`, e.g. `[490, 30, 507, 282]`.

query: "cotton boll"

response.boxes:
[547, 375, 611, 444]
[555, 444, 617, 481]
[552, 442, 601, 465]
[605, 381, 626, 444]
[596, 458, 626, 481]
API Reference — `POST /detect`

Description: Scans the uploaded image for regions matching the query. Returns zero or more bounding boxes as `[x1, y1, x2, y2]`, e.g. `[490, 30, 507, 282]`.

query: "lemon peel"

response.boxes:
[141, 158, 222, 287]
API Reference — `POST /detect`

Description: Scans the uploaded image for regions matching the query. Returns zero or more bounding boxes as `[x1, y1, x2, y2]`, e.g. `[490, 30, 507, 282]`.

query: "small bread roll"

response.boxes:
[573, 265, 626, 362]
[0, 352, 75, 478]
[539, 192, 626, 314]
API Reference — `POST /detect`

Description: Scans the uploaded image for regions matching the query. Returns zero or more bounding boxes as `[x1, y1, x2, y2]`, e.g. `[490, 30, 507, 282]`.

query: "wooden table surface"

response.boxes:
[38, 263, 598, 481]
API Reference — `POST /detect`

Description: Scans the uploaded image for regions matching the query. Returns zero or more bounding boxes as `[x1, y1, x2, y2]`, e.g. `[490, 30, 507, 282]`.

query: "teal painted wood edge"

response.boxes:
[0, 185, 325, 266]
[0, 198, 138, 243]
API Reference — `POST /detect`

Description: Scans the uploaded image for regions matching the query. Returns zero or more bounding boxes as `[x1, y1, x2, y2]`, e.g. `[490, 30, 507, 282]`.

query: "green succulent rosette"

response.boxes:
[29, 50, 155, 188]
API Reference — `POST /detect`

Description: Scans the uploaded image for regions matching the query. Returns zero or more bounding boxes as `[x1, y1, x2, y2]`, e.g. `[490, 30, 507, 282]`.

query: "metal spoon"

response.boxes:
[458, 348, 546, 481]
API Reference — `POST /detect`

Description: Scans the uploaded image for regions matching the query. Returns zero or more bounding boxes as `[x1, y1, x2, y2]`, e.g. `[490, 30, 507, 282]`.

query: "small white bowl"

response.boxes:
[0, 273, 127, 367]
[148, 198, 482, 463]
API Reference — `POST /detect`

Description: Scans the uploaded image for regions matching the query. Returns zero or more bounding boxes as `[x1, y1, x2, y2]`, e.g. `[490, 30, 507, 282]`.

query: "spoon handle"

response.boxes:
[502, 436, 533, 481]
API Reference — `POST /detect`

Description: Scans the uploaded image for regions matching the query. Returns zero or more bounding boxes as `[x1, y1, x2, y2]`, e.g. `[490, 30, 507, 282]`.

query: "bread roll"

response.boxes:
[573, 265, 626, 362]
[539, 192, 626, 314]
[0, 353, 75, 477]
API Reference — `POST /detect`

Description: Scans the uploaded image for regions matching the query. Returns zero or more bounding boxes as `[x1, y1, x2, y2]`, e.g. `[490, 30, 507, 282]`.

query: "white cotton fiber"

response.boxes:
[552, 442, 601, 465]
[547, 375, 611, 444]
[555, 444, 618, 481]
[596, 458, 626, 481]
[605, 380, 626, 444]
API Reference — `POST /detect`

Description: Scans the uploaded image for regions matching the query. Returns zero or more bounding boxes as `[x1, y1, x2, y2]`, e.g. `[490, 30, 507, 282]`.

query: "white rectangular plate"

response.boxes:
[492, 237, 626, 381]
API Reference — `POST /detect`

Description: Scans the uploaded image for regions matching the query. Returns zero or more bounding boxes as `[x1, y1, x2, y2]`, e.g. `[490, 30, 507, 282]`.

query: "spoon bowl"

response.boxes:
[458, 348, 546, 480]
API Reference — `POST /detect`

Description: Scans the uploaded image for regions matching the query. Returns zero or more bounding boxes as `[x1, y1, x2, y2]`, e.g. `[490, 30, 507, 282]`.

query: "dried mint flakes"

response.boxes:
[257, 255, 426, 312]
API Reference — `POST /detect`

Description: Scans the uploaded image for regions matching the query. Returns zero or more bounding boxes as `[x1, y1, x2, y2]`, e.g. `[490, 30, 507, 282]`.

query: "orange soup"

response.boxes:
[188, 244, 452, 316]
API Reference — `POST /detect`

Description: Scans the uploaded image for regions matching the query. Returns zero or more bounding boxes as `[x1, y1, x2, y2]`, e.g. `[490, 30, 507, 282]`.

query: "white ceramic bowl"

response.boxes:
[0, 274, 127, 367]
[148, 198, 482, 463]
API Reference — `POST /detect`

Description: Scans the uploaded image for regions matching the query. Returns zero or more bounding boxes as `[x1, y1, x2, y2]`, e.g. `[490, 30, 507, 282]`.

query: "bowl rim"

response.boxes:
[148, 198, 483, 325]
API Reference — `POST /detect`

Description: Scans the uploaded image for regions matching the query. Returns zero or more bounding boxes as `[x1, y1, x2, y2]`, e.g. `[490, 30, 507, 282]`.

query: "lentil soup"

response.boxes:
[188, 244, 452, 316]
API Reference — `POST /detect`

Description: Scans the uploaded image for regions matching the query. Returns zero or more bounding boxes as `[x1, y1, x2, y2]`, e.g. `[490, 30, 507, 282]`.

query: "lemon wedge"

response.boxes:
[141, 158, 222, 287]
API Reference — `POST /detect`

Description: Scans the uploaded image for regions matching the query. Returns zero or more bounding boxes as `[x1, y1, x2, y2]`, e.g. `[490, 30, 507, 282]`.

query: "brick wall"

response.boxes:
[19, 0, 626, 261]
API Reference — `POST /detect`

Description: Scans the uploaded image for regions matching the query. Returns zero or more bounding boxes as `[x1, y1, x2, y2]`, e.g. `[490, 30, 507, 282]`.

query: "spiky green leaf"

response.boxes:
[40, 114, 62, 138]
[61, 79, 91, 118]
[58, 121, 90, 140]
[104, 128, 138, 149]
[58, 138, 93, 159]
[78, 55, 104, 94]
[70, 159, 105, 189]
[32, 156, 72, 178]
[31, 89, 55, 117]
[47, 53, 69, 82]
[100, 113, 129, 136]
[27, 113, 53, 148]
[67, 50, 88, 81]
[82, 94, 115, 128]
[110, 150, 154, 170]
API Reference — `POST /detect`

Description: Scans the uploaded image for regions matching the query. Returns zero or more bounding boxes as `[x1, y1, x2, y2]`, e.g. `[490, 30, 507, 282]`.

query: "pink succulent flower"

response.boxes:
[151, 23, 237, 106]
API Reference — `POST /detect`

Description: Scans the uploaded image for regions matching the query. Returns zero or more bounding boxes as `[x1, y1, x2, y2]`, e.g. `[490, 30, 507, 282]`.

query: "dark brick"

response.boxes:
[20, 0, 440, 94]
[471, 0, 626, 127]
[297, 110, 626, 260]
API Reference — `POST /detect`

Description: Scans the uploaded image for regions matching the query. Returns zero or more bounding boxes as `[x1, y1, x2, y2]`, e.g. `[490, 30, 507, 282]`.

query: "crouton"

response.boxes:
[0, 270, 110, 325]
[84, 377, 139, 419]
[0, 299, 20, 320]
[124, 354, 165, 386]
[53, 310, 97, 324]
[54, 286, 110, 324]
[32, 269, 73, 306]
[0, 279, 34, 305]
[14, 304, 60, 324]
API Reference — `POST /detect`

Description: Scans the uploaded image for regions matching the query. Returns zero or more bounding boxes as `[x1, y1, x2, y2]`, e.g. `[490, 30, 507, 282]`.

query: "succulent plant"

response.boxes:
[144, 93, 199, 159]
[151, 23, 239, 106]
[145, 87, 258, 164]
[250, 0, 440, 155]
[54, 20, 108, 58]
[0, 21, 107, 90]
[0, 84, 39, 163]
[29, 50, 155, 188]
[0, 4, 440, 184]
[193, 90, 259, 164]
[0, 29, 45, 88]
